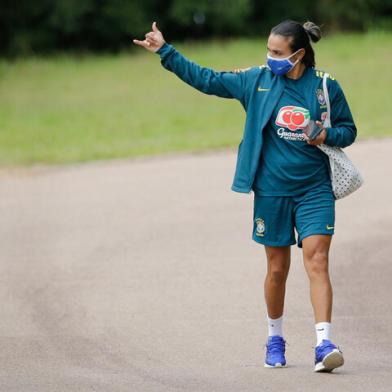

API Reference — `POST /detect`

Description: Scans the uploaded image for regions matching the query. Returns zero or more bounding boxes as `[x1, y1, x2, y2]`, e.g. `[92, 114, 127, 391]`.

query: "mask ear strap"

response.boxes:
[293, 57, 301, 65]
[290, 48, 303, 64]
[295, 48, 302, 55]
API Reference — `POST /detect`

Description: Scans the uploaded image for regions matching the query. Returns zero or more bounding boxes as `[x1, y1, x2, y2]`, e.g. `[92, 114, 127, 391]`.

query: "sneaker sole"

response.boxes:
[264, 362, 287, 368]
[314, 349, 344, 372]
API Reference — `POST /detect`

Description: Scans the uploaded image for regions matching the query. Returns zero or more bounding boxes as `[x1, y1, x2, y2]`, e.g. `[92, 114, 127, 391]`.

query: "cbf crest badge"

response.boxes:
[316, 89, 326, 105]
[255, 218, 265, 237]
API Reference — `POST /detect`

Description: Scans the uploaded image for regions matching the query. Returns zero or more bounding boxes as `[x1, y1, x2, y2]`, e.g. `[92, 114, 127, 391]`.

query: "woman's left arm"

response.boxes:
[324, 79, 357, 148]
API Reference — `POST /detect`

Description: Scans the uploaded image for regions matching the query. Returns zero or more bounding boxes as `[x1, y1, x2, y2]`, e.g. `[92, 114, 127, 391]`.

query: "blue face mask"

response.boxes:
[267, 49, 302, 76]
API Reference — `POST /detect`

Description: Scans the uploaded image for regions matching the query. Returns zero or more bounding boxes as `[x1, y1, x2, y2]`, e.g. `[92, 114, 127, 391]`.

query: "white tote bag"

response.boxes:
[316, 73, 364, 200]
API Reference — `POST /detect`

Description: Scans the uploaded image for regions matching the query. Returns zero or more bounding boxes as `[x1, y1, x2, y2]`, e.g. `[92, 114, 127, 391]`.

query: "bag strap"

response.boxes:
[322, 72, 331, 128]
[319, 72, 335, 177]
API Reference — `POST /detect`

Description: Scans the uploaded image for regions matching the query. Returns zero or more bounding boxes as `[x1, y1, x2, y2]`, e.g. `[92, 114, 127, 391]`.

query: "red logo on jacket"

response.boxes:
[275, 106, 310, 131]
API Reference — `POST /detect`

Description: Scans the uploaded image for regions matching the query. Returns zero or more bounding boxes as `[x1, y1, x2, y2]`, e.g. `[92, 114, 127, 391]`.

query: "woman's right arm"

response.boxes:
[324, 78, 357, 148]
[133, 22, 248, 105]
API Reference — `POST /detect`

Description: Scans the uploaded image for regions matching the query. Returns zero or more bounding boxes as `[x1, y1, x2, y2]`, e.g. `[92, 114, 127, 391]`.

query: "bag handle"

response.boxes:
[322, 72, 331, 128]
[320, 72, 335, 178]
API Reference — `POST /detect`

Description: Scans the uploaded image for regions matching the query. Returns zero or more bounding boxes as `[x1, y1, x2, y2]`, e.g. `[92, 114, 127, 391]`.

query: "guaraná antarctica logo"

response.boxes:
[255, 218, 265, 237]
[275, 105, 313, 141]
[276, 105, 310, 131]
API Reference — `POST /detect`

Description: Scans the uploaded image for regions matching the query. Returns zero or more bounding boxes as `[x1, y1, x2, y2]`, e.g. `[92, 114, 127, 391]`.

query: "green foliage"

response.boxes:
[0, 0, 391, 56]
[168, 0, 251, 33]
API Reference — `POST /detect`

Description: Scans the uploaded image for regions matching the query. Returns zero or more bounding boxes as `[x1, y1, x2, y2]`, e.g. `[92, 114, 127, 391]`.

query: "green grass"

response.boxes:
[0, 31, 391, 167]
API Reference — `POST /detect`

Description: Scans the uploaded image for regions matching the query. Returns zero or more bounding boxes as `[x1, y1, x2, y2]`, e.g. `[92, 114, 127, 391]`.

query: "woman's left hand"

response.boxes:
[303, 120, 327, 145]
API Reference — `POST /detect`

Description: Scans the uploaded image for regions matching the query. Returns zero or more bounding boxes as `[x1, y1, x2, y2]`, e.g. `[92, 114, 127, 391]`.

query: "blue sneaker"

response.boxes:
[314, 339, 344, 372]
[264, 335, 287, 368]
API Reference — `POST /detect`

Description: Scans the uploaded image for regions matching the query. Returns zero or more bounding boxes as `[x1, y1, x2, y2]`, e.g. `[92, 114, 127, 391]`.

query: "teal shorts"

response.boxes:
[252, 185, 335, 248]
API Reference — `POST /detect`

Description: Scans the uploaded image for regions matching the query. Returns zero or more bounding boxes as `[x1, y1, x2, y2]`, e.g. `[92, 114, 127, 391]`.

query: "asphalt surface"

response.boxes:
[0, 138, 391, 391]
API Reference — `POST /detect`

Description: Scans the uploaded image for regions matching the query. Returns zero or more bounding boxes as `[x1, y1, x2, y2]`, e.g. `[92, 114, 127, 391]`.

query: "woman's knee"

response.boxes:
[265, 246, 290, 284]
[304, 250, 329, 275]
[267, 269, 288, 285]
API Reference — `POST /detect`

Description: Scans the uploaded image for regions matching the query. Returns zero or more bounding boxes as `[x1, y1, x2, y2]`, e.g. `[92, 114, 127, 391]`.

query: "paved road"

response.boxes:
[0, 138, 391, 391]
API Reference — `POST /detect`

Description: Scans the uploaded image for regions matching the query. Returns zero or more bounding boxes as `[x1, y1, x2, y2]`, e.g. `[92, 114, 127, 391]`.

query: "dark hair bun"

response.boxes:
[303, 21, 322, 43]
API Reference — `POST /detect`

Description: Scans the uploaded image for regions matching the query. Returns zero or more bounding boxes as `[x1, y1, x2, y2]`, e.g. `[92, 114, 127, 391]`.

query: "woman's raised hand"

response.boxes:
[132, 22, 166, 53]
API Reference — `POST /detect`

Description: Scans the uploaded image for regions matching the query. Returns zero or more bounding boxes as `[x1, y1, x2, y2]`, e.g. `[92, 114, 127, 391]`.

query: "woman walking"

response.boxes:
[133, 19, 356, 372]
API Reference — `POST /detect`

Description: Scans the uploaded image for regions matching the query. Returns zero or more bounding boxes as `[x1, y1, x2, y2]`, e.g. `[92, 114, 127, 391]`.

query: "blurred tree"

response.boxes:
[167, 0, 251, 37]
[317, 0, 370, 31]
[0, 0, 55, 55]
[0, 0, 390, 56]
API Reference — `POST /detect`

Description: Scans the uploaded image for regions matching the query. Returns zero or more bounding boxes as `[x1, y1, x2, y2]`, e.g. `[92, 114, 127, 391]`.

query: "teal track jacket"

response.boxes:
[155, 42, 357, 194]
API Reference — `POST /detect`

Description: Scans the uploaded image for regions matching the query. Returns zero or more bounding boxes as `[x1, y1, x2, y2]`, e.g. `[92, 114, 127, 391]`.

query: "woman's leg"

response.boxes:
[302, 234, 344, 372]
[302, 234, 332, 323]
[264, 245, 291, 319]
[263, 245, 291, 367]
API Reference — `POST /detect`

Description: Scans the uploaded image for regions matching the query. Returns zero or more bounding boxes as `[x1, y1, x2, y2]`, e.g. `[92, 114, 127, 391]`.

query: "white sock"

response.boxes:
[267, 314, 283, 337]
[315, 322, 331, 346]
